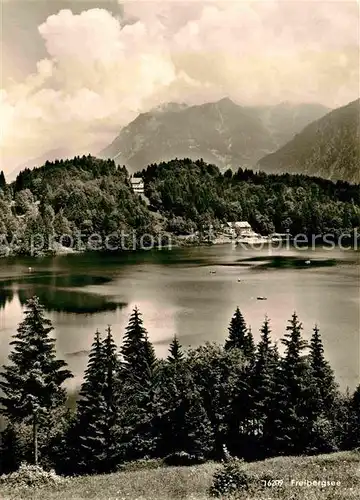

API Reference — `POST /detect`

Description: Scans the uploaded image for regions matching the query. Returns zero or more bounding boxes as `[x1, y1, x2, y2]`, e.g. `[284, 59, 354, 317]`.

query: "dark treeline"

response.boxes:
[138, 158, 360, 237]
[1, 297, 359, 476]
[0, 156, 359, 256]
[0, 156, 154, 255]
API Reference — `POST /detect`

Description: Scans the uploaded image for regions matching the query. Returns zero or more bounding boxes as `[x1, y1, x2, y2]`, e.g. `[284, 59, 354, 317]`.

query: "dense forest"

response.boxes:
[139, 158, 360, 236]
[0, 156, 359, 256]
[0, 157, 154, 255]
[0, 297, 359, 476]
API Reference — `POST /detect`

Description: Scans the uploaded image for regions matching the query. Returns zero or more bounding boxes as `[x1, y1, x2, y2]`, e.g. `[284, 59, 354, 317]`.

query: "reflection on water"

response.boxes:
[0, 274, 125, 314]
[0, 246, 359, 391]
[233, 255, 340, 269]
[0, 287, 14, 311]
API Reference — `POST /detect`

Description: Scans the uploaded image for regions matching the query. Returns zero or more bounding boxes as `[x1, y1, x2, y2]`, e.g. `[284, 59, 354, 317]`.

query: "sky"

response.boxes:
[0, 0, 359, 176]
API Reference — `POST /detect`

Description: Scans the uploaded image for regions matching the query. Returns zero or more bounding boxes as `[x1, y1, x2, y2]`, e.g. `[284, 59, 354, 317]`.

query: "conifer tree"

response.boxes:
[0, 172, 5, 191]
[181, 395, 214, 459]
[77, 328, 122, 472]
[252, 318, 277, 442]
[309, 325, 337, 414]
[77, 330, 108, 472]
[122, 307, 149, 381]
[225, 307, 247, 351]
[168, 335, 184, 364]
[0, 171, 6, 189]
[244, 326, 256, 362]
[160, 361, 214, 459]
[103, 326, 120, 414]
[119, 308, 160, 459]
[102, 326, 122, 466]
[306, 325, 339, 454]
[277, 312, 317, 454]
[347, 385, 360, 448]
[0, 296, 72, 421]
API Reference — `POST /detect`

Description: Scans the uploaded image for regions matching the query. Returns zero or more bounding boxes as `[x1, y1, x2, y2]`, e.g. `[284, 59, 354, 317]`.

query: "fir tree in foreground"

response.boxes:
[244, 326, 256, 362]
[121, 307, 159, 392]
[0, 296, 73, 465]
[77, 329, 122, 473]
[274, 313, 317, 454]
[309, 325, 338, 414]
[347, 385, 360, 448]
[225, 307, 247, 351]
[119, 307, 160, 460]
[225, 307, 256, 366]
[0, 296, 72, 420]
[252, 317, 278, 449]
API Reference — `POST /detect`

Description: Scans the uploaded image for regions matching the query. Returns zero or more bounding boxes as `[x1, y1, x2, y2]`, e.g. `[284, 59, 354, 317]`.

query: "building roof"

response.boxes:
[226, 221, 252, 228]
[233, 221, 251, 228]
[130, 178, 144, 185]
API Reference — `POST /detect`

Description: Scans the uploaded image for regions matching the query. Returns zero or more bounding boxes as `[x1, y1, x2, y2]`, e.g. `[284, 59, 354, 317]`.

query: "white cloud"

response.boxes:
[0, 1, 358, 175]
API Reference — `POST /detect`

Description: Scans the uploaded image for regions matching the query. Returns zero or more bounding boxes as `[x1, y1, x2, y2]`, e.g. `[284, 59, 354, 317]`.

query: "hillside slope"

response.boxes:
[99, 100, 329, 173]
[258, 99, 360, 183]
[1, 451, 359, 500]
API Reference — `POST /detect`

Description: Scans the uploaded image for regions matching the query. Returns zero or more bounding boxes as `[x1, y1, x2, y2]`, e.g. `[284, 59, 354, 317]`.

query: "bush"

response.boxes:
[164, 451, 206, 466]
[209, 458, 250, 497]
[117, 457, 164, 472]
[0, 462, 67, 488]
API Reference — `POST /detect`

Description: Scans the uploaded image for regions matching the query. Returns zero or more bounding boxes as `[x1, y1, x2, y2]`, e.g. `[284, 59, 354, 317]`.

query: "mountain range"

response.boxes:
[9, 98, 359, 184]
[99, 98, 330, 173]
[258, 99, 360, 183]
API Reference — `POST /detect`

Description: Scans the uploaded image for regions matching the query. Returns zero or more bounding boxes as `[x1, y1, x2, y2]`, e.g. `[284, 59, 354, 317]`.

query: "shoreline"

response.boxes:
[0, 233, 358, 259]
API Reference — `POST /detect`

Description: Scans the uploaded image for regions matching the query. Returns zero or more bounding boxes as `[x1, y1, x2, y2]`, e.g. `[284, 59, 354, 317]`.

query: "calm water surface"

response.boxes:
[0, 245, 359, 391]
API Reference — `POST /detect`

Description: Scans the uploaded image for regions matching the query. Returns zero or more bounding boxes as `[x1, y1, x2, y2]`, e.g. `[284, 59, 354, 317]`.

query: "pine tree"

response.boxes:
[168, 335, 184, 364]
[0, 171, 6, 189]
[102, 326, 122, 467]
[119, 308, 160, 460]
[282, 313, 308, 372]
[277, 312, 317, 454]
[252, 317, 278, 455]
[225, 307, 247, 351]
[77, 327, 123, 472]
[244, 326, 256, 362]
[77, 330, 108, 472]
[103, 326, 120, 414]
[121, 307, 148, 378]
[347, 385, 360, 448]
[121, 307, 159, 391]
[159, 364, 214, 460]
[0, 296, 72, 421]
[309, 325, 337, 414]
[182, 396, 214, 459]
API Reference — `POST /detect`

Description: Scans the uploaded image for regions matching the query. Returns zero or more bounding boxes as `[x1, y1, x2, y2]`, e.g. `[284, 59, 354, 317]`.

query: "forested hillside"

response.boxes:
[0, 156, 359, 256]
[258, 99, 360, 183]
[139, 158, 360, 237]
[0, 156, 154, 255]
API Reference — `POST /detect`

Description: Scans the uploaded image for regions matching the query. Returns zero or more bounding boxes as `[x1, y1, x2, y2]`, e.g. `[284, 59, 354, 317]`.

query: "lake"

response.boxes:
[0, 244, 359, 391]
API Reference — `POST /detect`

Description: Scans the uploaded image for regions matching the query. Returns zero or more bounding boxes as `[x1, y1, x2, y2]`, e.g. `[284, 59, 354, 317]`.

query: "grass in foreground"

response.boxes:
[0, 451, 359, 500]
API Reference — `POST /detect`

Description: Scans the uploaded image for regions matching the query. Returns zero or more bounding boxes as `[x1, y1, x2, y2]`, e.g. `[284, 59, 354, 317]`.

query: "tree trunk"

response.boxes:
[33, 411, 38, 466]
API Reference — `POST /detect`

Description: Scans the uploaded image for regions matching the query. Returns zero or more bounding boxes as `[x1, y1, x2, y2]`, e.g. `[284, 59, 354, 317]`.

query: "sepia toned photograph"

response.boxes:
[0, 0, 359, 499]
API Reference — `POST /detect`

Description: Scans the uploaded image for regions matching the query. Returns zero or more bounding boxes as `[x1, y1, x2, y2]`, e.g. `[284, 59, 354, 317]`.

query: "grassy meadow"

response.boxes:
[0, 450, 359, 500]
